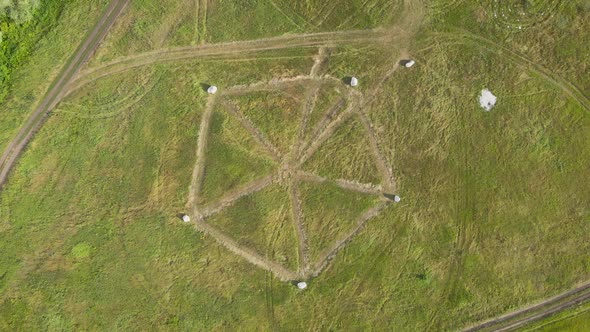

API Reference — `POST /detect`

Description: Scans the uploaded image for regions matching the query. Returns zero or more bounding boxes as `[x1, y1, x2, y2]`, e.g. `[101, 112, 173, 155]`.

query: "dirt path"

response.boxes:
[296, 171, 383, 195]
[288, 181, 310, 276]
[464, 282, 590, 332]
[195, 174, 274, 218]
[187, 94, 216, 209]
[67, 29, 393, 91]
[292, 48, 327, 159]
[220, 99, 283, 163]
[192, 219, 298, 281]
[0, 0, 130, 190]
[357, 111, 397, 192]
[296, 95, 359, 167]
[311, 201, 389, 277]
[298, 96, 347, 155]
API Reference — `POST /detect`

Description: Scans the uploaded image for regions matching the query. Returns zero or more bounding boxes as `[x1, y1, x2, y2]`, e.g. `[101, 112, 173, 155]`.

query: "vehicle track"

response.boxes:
[465, 282, 590, 331]
[187, 94, 216, 208]
[195, 174, 274, 219]
[297, 95, 359, 167]
[288, 180, 310, 275]
[67, 29, 393, 91]
[357, 111, 397, 192]
[296, 171, 383, 195]
[0, 0, 130, 190]
[191, 219, 298, 281]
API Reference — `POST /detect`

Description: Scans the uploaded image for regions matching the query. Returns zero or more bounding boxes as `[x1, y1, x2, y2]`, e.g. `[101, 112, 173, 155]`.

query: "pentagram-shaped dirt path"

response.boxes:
[186, 49, 400, 281]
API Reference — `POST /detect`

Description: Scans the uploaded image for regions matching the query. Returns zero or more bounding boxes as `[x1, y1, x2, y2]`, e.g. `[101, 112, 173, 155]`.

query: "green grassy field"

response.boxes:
[1, 0, 590, 330]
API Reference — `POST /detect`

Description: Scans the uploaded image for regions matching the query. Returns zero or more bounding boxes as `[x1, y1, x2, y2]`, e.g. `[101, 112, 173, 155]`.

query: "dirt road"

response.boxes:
[0, 0, 130, 190]
[464, 282, 590, 331]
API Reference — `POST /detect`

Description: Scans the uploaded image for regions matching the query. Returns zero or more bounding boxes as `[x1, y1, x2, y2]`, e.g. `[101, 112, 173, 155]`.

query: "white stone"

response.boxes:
[404, 60, 415, 68]
[393, 195, 401, 202]
[479, 89, 497, 111]
[182, 215, 191, 222]
[297, 281, 308, 289]
[207, 85, 218, 94]
[350, 77, 358, 87]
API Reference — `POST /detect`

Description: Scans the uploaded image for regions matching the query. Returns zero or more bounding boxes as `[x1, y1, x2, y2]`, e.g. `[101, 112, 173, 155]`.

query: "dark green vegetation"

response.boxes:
[0, 0, 109, 153]
[1, 0, 590, 330]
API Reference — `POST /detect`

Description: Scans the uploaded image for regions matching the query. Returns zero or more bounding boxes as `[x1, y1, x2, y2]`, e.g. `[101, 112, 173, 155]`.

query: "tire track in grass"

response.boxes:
[200, 0, 208, 44]
[464, 283, 590, 331]
[357, 111, 397, 192]
[69, 29, 391, 90]
[292, 48, 327, 159]
[297, 96, 346, 156]
[426, 111, 475, 331]
[297, 95, 359, 167]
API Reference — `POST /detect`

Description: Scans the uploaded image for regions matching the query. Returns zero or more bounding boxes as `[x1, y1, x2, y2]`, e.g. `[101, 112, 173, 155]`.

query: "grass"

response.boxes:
[1, 0, 590, 330]
[303, 115, 382, 184]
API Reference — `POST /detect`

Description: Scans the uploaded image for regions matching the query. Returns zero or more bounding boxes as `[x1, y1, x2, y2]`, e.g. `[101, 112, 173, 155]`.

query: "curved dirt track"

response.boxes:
[0, 0, 130, 190]
[65, 29, 391, 94]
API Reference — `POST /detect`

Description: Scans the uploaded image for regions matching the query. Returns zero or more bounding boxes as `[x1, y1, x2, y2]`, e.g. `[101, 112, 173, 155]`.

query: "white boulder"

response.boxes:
[479, 89, 497, 111]
[207, 85, 218, 94]
[182, 215, 191, 222]
[297, 281, 308, 289]
[350, 77, 358, 87]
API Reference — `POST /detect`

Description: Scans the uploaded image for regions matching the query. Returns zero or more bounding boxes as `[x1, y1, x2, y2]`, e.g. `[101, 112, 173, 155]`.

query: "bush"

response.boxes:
[0, 0, 70, 103]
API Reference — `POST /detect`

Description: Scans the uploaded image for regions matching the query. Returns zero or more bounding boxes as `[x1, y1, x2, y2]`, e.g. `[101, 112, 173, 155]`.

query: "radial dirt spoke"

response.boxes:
[310, 201, 390, 277]
[191, 219, 298, 281]
[195, 174, 275, 219]
[221, 99, 283, 163]
[296, 171, 383, 195]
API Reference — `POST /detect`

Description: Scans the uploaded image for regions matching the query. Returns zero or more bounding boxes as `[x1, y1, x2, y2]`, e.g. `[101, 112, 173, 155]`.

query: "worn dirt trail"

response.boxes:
[196, 174, 274, 218]
[67, 28, 397, 93]
[296, 171, 383, 195]
[311, 202, 389, 277]
[187, 94, 216, 209]
[0, 0, 130, 190]
[192, 219, 298, 281]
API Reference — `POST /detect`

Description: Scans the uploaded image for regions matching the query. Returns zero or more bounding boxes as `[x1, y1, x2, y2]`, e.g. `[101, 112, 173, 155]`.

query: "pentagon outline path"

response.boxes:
[185, 49, 399, 281]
